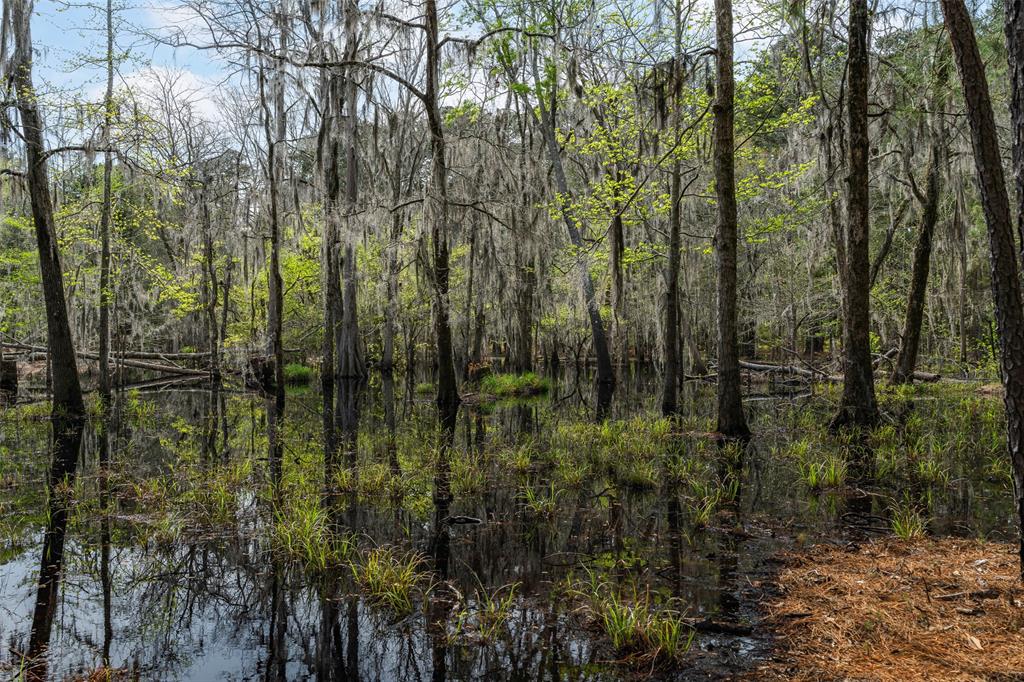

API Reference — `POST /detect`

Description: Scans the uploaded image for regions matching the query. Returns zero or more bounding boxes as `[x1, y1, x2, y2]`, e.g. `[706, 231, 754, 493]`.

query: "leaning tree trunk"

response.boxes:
[506, 49, 615, 396]
[537, 105, 615, 393]
[9, 4, 87, 675]
[892, 141, 940, 384]
[942, 0, 1024, 579]
[831, 0, 879, 429]
[713, 0, 750, 439]
[9, 0, 84, 419]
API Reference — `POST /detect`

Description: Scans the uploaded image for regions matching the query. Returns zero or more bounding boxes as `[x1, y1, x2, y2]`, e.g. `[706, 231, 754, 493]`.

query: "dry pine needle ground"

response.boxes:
[756, 537, 1024, 681]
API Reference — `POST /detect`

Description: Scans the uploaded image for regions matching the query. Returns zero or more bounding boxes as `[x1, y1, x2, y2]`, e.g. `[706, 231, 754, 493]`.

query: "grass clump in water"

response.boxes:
[574, 571, 695, 663]
[520, 481, 564, 517]
[273, 499, 355, 569]
[479, 372, 551, 398]
[452, 581, 520, 643]
[283, 363, 314, 385]
[796, 453, 847, 490]
[890, 498, 927, 539]
[351, 546, 425, 614]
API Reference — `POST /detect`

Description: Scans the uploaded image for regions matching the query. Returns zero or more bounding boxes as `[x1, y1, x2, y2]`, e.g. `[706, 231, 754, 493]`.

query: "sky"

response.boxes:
[30, 0, 222, 116]
[25, 0, 779, 132]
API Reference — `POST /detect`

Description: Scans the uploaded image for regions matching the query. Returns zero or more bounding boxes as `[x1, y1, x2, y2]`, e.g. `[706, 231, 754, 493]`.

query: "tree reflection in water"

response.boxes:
[24, 413, 85, 681]
[0, 378, 1009, 680]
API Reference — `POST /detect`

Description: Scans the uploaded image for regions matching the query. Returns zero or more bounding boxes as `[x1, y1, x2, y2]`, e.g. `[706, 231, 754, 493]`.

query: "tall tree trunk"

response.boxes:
[9, 0, 84, 418]
[257, 5, 287, 408]
[892, 141, 940, 384]
[515, 251, 535, 373]
[713, 0, 750, 438]
[320, 69, 343, 462]
[381, 111, 406, 375]
[610, 165, 626, 370]
[831, 0, 879, 429]
[201, 196, 221, 380]
[662, 155, 681, 415]
[471, 294, 486, 370]
[338, 0, 365, 378]
[382, 208, 401, 374]
[97, 0, 115, 406]
[1007, 0, 1024, 252]
[425, 0, 460, 419]
[463, 219, 477, 377]
[942, 0, 1024, 578]
[662, 15, 683, 415]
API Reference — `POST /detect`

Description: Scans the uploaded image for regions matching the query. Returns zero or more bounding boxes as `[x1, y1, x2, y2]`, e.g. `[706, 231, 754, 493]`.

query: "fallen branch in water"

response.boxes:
[686, 618, 755, 636]
[7, 342, 215, 377]
[739, 360, 940, 384]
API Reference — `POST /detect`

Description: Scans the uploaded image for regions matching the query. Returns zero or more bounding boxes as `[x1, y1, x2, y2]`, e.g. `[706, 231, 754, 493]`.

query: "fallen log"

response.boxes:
[106, 349, 212, 361]
[740, 360, 940, 384]
[100, 356, 211, 377]
[740, 360, 840, 382]
[15, 342, 213, 377]
[686, 618, 755, 636]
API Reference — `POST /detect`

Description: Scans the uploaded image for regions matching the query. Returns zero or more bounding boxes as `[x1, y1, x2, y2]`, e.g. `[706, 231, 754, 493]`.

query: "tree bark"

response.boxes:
[942, 0, 1024, 579]
[831, 0, 879, 429]
[713, 0, 750, 438]
[9, 0, 85, 418]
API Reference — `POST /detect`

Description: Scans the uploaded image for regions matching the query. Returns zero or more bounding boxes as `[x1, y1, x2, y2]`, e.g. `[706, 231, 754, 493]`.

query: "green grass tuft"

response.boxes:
[351, 546, 425, 613]
[283, 363, 314, 385]
[479, 372, 551, 398]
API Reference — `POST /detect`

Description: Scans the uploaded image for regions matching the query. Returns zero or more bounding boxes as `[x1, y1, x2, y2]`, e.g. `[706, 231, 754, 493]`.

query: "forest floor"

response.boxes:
[753, 537, 1024, 681]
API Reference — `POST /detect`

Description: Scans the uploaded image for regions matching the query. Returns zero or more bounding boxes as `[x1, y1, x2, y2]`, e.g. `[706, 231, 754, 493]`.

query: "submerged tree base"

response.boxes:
[757, 537, 1024, 680]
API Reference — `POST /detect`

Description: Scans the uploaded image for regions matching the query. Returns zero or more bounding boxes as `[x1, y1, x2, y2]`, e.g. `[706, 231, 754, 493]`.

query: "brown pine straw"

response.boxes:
[754, 538, 1024, 681]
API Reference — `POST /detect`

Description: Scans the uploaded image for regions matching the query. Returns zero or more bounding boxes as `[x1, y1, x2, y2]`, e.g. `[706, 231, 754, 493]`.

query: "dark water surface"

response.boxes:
[0, 372, 1013, 680]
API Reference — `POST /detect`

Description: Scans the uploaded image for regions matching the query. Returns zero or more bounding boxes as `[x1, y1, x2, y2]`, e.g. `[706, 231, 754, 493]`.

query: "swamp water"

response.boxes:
[0, 374, 1014, 680]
